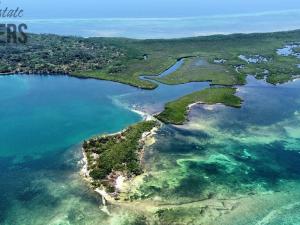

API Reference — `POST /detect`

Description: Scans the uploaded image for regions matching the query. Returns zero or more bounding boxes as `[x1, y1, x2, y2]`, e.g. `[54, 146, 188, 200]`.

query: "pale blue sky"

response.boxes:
[4, 0, 300, 19]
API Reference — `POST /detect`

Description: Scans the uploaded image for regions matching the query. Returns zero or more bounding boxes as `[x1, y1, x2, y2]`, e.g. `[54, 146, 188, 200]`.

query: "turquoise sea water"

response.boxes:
[0, 75, 142, 159]
[1, 65, 300, 225]
[0, 75, 143, 225]
[0, 74, 209, 225]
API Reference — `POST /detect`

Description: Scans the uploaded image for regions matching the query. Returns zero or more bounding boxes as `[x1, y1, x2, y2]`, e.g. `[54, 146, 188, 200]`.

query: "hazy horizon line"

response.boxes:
[3, 8, 300, 22]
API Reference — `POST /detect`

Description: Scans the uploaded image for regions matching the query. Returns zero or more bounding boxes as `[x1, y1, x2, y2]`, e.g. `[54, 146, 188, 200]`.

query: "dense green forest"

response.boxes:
[0, 34, 131, 74]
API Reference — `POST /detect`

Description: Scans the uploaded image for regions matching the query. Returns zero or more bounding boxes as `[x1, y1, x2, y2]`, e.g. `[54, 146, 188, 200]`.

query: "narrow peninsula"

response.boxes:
[82, 120, 159, 199]
[156, 87, 242, 125]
